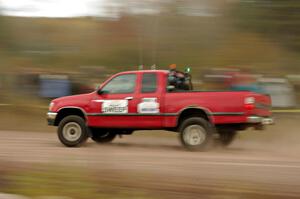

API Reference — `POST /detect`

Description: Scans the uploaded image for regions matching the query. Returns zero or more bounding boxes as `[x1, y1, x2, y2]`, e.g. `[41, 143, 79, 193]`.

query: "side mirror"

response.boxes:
[97, 89, 103, 95]
[97, 89, 108, 95]
[167, 85, 175, 92]
[96, 83, 106, 95]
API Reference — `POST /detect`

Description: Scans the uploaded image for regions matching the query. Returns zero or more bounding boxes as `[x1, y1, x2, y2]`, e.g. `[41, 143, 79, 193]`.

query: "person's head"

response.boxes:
[169, 64, 177, 70]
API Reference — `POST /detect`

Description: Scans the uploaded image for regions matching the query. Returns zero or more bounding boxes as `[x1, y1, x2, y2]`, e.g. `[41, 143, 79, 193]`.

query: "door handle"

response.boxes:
[92, 99, 104, 102]
[125, 97, 133, 100]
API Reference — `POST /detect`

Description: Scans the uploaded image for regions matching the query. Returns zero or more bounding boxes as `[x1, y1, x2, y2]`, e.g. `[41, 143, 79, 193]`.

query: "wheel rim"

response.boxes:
[183, 125, 206, 146]
[62, 122, 82, 142]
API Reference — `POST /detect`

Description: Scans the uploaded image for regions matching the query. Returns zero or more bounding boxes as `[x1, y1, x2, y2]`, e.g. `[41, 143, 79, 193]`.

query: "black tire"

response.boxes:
[57, 115, 89, 147]
[179, 117, 215, 151]
[90, 128, 116, 143]
[218, 130, 237, 147]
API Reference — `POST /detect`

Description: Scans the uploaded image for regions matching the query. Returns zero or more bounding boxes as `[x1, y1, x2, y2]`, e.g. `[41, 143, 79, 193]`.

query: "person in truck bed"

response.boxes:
[168, 64, 192, 91]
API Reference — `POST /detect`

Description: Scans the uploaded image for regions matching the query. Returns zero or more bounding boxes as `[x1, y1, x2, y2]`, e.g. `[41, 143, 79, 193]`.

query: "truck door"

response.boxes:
[134, 72, 164, 128]
[89, 73, 139, 128]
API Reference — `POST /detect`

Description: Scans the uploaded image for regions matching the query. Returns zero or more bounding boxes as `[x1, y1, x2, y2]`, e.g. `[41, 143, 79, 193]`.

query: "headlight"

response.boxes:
[49, 102, 54, 111]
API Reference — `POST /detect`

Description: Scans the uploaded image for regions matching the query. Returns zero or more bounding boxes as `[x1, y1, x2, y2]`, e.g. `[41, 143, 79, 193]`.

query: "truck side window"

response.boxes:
[141, 73, 157, 93]
[101, 74, 136, 94]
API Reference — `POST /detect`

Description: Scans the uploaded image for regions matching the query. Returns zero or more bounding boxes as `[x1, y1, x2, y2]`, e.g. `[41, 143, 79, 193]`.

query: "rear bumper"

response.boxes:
[247, 116, 274, 125]
[47, 112, 57, 126]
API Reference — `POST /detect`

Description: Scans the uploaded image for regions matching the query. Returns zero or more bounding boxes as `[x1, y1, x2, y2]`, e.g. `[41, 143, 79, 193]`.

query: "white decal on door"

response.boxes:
[138, 98, 159, 114]
[102, 100, 128, 114]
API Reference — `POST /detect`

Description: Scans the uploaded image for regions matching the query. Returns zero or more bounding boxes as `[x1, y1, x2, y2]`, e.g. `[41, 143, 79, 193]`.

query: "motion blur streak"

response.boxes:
[0, 0, 299, 199]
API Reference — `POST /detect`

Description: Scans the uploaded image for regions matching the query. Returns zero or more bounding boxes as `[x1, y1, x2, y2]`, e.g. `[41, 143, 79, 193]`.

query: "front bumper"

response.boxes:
[247, 116, 274, 125]
[47, 112, 57, 125]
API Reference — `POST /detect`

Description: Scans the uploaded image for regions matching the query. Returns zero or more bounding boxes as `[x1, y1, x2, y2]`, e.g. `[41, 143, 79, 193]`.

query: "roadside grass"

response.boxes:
[0, 105, 52, 132]
[0, 163, 155, 199]
[0, 160, 293, 199]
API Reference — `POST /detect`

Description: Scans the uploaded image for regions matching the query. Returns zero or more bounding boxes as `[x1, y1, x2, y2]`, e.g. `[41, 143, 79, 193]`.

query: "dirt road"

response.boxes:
[1, 121, 300, 199]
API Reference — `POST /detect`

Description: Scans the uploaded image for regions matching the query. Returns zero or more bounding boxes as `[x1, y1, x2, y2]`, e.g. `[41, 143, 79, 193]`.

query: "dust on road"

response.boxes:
[0, 115, 300, 199]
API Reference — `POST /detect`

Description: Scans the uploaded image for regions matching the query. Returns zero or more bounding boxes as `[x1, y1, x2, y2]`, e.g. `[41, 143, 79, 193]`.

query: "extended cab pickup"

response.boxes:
[47, 70, 274, 151]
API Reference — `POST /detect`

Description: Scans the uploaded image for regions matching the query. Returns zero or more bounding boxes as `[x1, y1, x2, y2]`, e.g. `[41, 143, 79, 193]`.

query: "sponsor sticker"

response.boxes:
[102, 100, 128, 114]
[138, 98, 160, 114]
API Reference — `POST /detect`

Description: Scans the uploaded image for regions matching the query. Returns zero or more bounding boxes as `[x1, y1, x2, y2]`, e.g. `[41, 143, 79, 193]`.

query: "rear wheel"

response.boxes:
[57, 115, 89, 147]
[179, 117, 214, 151]
[90, 128, 116, 143]
[217, 129, 237, 146]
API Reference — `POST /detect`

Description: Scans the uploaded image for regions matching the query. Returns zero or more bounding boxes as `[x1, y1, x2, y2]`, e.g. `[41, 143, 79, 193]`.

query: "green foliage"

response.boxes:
[0, 17, 14, 50]
[233, 0, 300, 51]
[2, 165, 154, 199]
[0, 1, 300, 76]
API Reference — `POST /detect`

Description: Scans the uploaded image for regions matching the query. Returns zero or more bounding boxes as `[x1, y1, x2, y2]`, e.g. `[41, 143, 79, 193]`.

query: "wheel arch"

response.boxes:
[176, 107, 213, 128]
[54, 107, 87, 126]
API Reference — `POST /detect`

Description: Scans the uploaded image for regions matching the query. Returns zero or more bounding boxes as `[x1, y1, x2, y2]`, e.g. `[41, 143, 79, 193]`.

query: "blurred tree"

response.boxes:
[0, 16, 14, 51]
[233, 0, 300, 51]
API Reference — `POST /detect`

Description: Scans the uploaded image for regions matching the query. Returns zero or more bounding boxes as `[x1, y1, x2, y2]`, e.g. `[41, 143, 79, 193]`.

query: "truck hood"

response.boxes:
[51, 92, 95, 112]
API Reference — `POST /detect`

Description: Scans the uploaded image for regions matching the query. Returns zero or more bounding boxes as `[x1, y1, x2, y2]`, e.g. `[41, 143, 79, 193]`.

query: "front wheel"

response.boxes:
[57, 115, 89, 147]
[179, 117, 214, 151]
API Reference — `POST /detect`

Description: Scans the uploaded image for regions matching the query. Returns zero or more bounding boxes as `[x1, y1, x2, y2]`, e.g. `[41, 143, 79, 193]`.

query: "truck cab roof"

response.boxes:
[116, 70, 169, 75]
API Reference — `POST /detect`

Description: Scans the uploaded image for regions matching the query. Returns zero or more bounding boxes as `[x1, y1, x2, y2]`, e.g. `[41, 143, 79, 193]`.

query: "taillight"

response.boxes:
[244, 97, 255, 110]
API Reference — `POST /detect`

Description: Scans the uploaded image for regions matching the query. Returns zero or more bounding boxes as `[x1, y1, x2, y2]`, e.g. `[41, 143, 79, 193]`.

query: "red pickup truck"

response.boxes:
[47, 69, 273, 151]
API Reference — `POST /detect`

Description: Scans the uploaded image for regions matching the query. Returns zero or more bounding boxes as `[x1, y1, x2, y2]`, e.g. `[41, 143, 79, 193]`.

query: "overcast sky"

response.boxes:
[0, 0, 108, 18]
[0, 0, 222, 18]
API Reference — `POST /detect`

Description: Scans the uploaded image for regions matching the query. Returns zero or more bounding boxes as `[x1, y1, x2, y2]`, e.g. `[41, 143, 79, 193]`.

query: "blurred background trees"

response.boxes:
[232, 0, 300, 72]
[234, 0, 300, 51]
[0, 0, 299, 130]
[0, 0, 299, 85]
[0, 0, 299, 74]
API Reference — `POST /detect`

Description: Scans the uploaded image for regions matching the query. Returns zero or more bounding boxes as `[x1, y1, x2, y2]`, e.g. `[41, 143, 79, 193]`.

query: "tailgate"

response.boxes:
[251, 93, 272, 116]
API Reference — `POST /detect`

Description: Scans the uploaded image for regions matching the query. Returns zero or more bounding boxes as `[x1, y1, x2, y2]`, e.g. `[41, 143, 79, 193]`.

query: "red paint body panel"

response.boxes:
[213, 116, 248, 124]
[88, 115, 165, 128]
[50, 70, 272, 129]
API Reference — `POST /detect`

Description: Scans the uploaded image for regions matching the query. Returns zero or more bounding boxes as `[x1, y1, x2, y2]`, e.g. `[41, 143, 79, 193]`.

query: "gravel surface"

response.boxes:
[1, 120, 300, 199]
